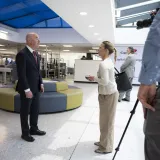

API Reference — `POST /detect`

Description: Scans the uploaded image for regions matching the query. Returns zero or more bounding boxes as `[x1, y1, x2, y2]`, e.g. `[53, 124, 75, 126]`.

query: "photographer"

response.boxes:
[138, 10, 160, 160]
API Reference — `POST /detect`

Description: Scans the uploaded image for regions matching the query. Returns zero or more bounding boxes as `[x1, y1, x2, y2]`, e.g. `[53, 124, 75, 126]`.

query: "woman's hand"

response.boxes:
[88, 76, 95, 81]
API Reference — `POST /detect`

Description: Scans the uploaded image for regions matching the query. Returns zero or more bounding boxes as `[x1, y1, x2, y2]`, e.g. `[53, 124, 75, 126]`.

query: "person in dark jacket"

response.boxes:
[16, 32, 46, 142]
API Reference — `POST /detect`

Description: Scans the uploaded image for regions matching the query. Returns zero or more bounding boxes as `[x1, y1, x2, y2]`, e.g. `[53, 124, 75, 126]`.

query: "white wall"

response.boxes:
[74, 60, 101, 82]
[60, 52, 102, 68]
[115, 28, 149, 45]
[60, 52, 86, 68]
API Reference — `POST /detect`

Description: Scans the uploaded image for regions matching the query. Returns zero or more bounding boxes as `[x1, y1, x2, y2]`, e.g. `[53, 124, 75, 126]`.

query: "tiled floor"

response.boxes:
[0, 83, 145, 160]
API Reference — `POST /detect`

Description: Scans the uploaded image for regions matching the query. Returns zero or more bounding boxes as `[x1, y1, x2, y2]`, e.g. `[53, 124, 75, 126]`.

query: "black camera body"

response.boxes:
[136, 8, 159, 30]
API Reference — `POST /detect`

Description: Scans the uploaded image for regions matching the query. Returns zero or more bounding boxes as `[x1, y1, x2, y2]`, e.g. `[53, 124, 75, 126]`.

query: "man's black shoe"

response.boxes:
[122, 98, 130, 102]
[21, 135, 35, 142]
[30, 129, 46, 136]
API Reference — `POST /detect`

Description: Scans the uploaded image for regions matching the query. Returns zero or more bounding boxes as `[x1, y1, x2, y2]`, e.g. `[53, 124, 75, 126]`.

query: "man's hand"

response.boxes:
[25, 91, 33, 99]
[138, 84, 156, 112]
[40, 84, 44, 93]
[142, 106, 147, 119]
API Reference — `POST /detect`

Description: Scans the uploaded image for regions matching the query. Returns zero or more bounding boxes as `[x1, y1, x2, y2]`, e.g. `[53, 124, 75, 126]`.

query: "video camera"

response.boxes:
[136, 8, 159, 29]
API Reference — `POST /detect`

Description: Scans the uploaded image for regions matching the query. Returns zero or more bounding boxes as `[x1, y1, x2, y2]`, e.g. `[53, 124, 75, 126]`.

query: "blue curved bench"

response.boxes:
[0, 81, 83, 113]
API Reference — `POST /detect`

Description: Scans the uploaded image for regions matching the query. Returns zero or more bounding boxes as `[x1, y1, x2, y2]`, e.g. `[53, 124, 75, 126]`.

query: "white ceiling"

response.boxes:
[42, 0, 116, 45]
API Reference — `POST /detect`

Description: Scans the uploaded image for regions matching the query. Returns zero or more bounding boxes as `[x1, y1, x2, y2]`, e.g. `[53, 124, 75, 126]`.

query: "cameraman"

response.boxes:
[138, 10, 160, 160]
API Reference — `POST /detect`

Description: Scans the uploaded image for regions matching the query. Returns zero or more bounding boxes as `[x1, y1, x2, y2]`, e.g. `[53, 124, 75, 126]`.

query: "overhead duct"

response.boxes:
[117, 14, 150, 26]
[120, 2, 160, 17]
[115, 0, 157, 8]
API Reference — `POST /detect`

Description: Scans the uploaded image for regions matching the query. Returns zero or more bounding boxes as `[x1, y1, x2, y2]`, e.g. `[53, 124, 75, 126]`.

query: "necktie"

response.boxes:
[33, 51, 37, 64]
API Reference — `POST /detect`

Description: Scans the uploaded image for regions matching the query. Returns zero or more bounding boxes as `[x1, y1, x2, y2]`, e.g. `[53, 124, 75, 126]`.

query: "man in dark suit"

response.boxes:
[16, 32, 46, 142]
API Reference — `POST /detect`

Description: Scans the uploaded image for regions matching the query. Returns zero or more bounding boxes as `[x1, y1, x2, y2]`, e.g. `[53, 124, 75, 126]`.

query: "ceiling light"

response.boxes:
[0, 30, 8, 34]
[39, 45, 47, 47]
[89, 25, 95, 28]
[63, 45, 73, 47]
[0, 44, 4, 46]
[92, 47, 99, 50]
[63, 50, 70, 52]
[80, 12, 87, 16]
[94, 33, 99, 36]
[0, 49, 7, 50]
[89, 50, 97, 53]
[43, 49, 51, 52]
[1, 51, 15, 54]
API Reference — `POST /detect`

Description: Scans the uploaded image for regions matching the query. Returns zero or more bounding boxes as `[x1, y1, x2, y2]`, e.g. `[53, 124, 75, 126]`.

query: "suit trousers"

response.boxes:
[119, 77, 133, 101]
[20, 92, 40, 136]
[98, 91, 119, 152]
[144, 87, 160, 160]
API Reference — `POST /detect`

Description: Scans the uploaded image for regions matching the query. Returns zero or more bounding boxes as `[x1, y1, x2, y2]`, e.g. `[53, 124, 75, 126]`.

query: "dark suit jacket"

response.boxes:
[16, 47, 43, 94]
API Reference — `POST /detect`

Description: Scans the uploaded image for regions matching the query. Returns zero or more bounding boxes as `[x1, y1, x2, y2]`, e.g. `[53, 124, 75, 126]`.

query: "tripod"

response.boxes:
[112, 99, 139, 160]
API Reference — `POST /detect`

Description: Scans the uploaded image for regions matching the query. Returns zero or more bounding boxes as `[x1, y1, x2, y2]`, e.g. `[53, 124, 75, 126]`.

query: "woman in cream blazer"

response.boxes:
[88, 41, 119, 154]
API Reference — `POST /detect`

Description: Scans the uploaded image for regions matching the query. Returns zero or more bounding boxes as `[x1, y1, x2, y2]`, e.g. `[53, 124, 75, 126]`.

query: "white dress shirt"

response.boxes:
[26, 45, 34, 54]
[24, 45, 43, 93]
[95, 57, 117, 95]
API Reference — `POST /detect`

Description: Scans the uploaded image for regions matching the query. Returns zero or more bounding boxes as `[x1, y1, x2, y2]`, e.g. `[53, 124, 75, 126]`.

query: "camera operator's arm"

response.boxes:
[139, 11, 160, 85]
[138, 43, 160, 85]
[138, 11, 160, 112]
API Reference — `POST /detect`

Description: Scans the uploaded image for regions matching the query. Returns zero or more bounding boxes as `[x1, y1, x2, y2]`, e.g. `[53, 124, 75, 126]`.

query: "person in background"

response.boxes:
[5, 58, 9, 65]
[16, 32, 46, 142]
[81, 56, 86, 60]
[87, 41, 118, 154]
[118, 47, 136, 102]
[138, 9, 160, 160]
[10, 59, 14, 64]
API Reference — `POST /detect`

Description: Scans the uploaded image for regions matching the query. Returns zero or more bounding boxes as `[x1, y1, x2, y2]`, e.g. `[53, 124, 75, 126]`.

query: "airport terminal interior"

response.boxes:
[0, 0, 158, 160]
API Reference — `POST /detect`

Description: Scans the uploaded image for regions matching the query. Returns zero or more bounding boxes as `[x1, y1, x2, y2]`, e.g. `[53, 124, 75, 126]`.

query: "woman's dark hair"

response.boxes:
[102, 41, 117, 62]
[128, 46, 137, 54]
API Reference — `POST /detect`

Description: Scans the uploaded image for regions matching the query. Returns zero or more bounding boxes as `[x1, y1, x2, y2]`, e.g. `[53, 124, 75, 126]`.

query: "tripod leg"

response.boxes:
[112, 99, 139, 160]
